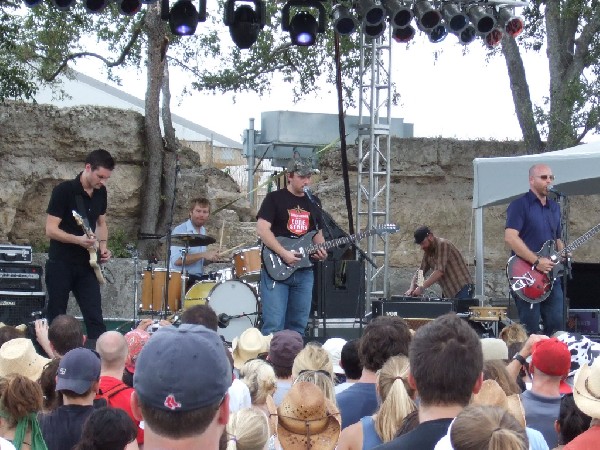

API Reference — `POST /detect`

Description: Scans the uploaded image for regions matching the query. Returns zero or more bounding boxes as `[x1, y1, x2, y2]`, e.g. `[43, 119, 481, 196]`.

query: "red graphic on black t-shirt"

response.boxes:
[287, 207, 310, 236]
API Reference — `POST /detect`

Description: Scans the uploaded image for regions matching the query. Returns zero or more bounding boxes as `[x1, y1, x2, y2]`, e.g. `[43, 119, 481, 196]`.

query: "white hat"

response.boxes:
[232, 328, 272, 370]
[573, 357, 600, 419]
[0, 338, 50, 381]
[322, 338, 346, 375]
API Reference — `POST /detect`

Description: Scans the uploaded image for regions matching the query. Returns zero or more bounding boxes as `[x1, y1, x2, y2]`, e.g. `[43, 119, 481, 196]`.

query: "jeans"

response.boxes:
[45, 259, 107, 339]
[260, 267, 314, 335]
[513, 279, 563, 336]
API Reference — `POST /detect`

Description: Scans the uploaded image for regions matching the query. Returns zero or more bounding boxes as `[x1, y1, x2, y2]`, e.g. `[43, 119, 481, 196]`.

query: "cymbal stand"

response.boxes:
[179, 246, 190, 310]
[127, 244, 141, 324]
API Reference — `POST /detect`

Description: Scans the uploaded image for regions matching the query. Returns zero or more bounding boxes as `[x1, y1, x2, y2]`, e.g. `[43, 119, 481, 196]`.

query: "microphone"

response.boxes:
[548, 186, 564, 196]
[303, 186, 316, 203]
[218, 313, 231, 328]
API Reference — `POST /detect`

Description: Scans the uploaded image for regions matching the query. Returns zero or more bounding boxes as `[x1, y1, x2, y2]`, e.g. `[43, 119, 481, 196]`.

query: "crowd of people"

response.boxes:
[0, 305, 599, 450]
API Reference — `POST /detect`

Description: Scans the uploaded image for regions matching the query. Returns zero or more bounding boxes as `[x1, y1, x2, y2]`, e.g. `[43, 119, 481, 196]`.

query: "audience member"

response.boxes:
[322, 338, 347, 382]
[481, 338, 509, 361]
[225, 408, 270, 450]
[294, 370, 337, 406]
[500, 323, 528, 348]
[131, 324, 232, 449]
[337, 355, 416, 450]
[232, 329, 271, 370]
[73, 407, 138, 450]
[292, 343, 335, 382]
[266, 330, 304, 406]
[450, 405, 528, 450]
[0, 374, 46, 449]
[0, 338, 50, 382]
[35, 315, 84, 359]
[38, 359, 62, 411]
[483, 359, 521, 396]
[180, 304, 219, 330]
[375, 313, 483, 450]
[335, 340, 362, 394]
[521, 337, 571, 448]
[239, 359, 277, 437]
[122, 327, 150, 388]
[554, 394, 590, 449]
[38, 348, 101, 450]
[95, 331, 143, 445]
[0, 326, 25, 349]
[277, 382, 340, 450]
[223, 342, 251, 414]
[337, 316, 411, 429]
[565, 358, 600, 449]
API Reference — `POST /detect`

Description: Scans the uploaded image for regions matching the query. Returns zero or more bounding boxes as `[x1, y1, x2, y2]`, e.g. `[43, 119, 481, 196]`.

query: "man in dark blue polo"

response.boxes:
[504, 163, 564, 335]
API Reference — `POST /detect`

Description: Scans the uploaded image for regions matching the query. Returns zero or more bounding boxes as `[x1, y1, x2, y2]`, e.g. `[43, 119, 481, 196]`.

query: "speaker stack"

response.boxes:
[0, 245, 45, 326]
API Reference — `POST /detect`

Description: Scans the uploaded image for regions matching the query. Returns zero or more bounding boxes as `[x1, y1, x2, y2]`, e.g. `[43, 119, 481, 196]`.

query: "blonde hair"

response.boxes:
[240, 359, 277, 405]
[291, 344, 334, 381]
[294, 370, 337, 406]
[374, 355, 416, 442]
[499, 324, 528, 348]
[451, 405, 528, 450]
[226, 408, 270, 450]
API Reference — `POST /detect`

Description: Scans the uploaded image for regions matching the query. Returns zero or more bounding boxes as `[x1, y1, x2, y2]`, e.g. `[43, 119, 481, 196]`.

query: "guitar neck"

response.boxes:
[305, 228, 375, 254]
[561, 222, 600, 256]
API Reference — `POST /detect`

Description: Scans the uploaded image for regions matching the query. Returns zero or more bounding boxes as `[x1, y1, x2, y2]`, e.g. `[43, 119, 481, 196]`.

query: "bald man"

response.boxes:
[505, 163, 564, 336]
[96, 331, 143, 444]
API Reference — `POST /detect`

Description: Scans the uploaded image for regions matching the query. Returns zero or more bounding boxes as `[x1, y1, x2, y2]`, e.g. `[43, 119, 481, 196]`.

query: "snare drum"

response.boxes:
[232, 247, 262, 282]
[141, 268, 182, 312]
[185, 279, 259, 342]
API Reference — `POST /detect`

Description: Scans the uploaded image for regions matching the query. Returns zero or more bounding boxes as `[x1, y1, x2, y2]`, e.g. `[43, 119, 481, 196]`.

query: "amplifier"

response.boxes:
[0, 264, 43, 292]
[372, 299, 453, 319]
[567, 309, 600, 335]
[0, 291, 46, 326]
[390, 296, 479, 314]
[0, 245, 33, 264]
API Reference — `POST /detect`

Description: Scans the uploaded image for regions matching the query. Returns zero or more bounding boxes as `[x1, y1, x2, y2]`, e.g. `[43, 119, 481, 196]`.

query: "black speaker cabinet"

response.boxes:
[371, 299, 454, 319]
[566, 263, 600, 310]
[0, 291, 46, 326]
[313, 260, 365, 319]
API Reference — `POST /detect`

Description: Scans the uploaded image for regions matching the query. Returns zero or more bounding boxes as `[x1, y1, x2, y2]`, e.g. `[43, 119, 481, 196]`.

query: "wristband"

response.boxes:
[532, 258, 540, 268]
[513, 354, 527, 366]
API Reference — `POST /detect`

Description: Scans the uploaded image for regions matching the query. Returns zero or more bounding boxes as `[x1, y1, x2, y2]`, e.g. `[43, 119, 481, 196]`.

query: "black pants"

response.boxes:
[45, 260, 106, 339]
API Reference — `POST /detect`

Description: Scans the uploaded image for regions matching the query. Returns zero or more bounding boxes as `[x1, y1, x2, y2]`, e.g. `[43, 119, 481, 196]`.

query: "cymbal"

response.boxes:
[171, 233, 216, 247]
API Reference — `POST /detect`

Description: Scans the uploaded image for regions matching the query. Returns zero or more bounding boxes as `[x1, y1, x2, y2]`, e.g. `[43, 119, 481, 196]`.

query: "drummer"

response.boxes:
[169, 197, 220, 288]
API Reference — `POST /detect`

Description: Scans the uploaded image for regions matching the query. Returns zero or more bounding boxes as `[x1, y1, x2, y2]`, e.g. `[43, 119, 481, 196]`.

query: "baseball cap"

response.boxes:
[414, 226, 431, 244]
[286, 158, 319, 176]
[134, 324, 232, 411]
[323, 338, 347, 375]
[56, 348, 101, 394]
[531, 337, 572, 393]
[269, 330, 304, 368]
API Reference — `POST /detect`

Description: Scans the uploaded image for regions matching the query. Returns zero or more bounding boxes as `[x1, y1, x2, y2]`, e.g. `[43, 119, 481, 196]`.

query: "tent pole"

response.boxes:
[475, 207, 484, 304]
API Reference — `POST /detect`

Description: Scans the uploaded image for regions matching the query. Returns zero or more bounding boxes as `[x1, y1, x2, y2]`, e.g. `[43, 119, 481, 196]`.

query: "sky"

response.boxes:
[74, 22, 596, 146]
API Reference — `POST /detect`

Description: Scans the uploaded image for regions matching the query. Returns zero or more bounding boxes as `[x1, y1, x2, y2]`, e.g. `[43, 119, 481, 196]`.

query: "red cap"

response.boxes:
[531, 337, 571, 378]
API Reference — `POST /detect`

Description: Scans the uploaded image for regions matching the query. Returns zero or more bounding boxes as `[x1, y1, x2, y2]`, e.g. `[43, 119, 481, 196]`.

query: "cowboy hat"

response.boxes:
[232, 328, 272, 370]
[473, 380, 526, 428]
[277, 381, 341, 450]
[573, 357, 600, 419]
[0, 338, 50, 381]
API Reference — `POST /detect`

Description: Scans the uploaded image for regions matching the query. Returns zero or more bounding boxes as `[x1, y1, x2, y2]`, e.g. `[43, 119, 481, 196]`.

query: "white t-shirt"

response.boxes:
[0, 437, 16, 450]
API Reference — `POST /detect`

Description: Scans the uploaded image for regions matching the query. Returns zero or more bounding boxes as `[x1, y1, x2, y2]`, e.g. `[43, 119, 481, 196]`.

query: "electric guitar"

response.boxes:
[262, 224, 399, 281]
[72, 210, 105, 284]
[506, 222, 600, 303]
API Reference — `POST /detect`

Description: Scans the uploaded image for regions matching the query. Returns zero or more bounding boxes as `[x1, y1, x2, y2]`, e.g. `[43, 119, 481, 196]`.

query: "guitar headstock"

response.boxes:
[374, 224, 400, 234]
[72, 210, 84, 227]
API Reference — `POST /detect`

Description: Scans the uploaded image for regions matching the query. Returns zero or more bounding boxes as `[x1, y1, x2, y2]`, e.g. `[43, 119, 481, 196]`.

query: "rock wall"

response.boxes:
[3, 102, 600, 320]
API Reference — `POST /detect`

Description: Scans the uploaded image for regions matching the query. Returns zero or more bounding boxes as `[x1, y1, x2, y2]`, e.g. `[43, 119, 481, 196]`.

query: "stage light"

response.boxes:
[84, 0, 110, 13]
[23, 0, 43, 6]
[456, 24, 476, 44]
[497, 7, 523, 37]
[428, 23, 447, 43]
[332, 4, 358, 35]
[468, 5, 495, 34]
[384, 0, 412, 28]
[224, 0, 266, 49]
[51, 0, 75, 10]
[392, 24, 415, 43]
[281, 0, 326, 46]
[363, 21, 386, 39]
[169, 0, 200, 34]
[117, 0, 142, 15]
[484, 27, 503, 47]
[356, 0, 386, 26]
[413, 0, 441, 30]
[441, 3, 468, 33]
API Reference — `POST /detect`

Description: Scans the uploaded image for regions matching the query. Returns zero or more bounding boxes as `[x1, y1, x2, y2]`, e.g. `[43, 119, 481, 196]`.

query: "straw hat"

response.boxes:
[473, 380, 526, 428]
[573, 357, 600, 419]
[0, 338, 50, 381]
[277, 381, 341, 450]
[232, 328, 272, 370]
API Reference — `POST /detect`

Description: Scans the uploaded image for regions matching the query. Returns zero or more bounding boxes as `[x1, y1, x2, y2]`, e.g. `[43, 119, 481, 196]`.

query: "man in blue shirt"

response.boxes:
[170, 198, 219, 284]
[505, 164, 564, 335]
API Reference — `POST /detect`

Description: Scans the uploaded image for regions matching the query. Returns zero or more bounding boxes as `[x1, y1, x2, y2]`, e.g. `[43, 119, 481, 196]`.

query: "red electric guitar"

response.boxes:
[506, 222, 600, 303]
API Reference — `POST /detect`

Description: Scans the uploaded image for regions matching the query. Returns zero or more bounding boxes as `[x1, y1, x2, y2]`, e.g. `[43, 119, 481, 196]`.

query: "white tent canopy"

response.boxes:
[472, 142, 600, 297]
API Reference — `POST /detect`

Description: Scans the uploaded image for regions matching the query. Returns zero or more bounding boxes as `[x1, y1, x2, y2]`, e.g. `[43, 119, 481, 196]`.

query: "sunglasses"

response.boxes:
[537, 175, 555, 181]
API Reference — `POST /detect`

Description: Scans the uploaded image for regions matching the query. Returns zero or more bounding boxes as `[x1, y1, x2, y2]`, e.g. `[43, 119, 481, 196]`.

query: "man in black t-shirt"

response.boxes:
[256, 158, 327, 335]
[45, 149, 115, 341]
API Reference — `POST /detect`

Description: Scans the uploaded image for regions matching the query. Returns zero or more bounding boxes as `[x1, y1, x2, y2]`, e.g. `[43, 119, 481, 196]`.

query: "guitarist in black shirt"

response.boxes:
[45, 149, 115, 343]
[256, 158, 327, 335]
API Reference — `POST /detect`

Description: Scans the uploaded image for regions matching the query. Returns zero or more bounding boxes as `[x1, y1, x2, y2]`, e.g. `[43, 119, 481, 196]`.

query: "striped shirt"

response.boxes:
[419, 236, 472, 298]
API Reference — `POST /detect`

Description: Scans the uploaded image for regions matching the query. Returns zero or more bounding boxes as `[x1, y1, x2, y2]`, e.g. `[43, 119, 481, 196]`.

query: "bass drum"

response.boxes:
[184, 281, 217, 309]
[207, 280, 259, 342]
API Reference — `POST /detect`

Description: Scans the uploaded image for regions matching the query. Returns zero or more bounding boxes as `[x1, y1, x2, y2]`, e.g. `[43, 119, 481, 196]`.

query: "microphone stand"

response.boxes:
[162, 155, 181, 319]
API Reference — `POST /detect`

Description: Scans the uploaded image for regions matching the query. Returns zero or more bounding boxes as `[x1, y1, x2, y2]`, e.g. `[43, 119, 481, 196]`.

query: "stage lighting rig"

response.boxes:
[281, 0, 326, 46]
[332, 4, 358, 35]
[467, 5, 495, 34]
[484, 27, 503, 46]
[118, 0, 143, 15]
[224, 0, 266, 49]
[441, 3, 468, 33]
[51, 0, 75, 10]
[392, 25, 415, 43]
[496, 7, 523, 37]
[384, 0, 413, 29]
[356, 0, 386, 26]
[413, 0, 441, 31]
[84, 0, 110, 13]
[161, 0, 207, 35]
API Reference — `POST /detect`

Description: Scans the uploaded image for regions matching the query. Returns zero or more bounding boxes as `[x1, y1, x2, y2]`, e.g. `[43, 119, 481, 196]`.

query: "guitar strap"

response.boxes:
[75, 195, 92, 231]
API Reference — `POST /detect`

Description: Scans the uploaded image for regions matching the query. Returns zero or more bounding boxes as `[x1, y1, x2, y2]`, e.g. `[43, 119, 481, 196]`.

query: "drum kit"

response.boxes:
[137, 233, 263, 342]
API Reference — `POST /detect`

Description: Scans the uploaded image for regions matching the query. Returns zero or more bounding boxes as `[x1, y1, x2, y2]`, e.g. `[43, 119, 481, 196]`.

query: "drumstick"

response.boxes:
[217, 243, 247, 255]
[219, 221, 225, 251]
